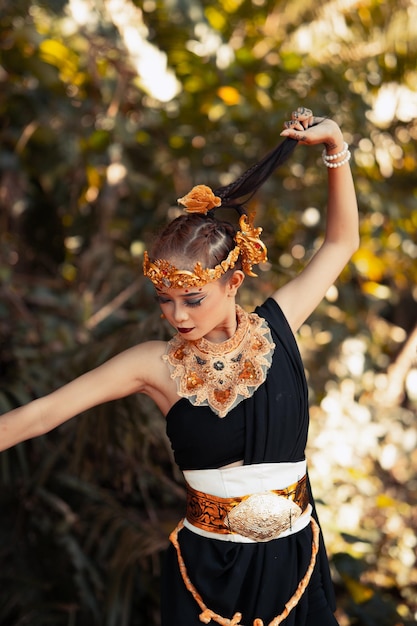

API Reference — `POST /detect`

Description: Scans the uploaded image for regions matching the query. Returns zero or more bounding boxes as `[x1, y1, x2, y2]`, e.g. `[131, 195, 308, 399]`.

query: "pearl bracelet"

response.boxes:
[322, 150, 351, 168]
[322, 141, 349, 162]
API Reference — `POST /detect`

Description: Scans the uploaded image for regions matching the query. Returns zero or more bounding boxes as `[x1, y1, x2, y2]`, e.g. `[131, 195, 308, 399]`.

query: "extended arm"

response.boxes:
[0, 340, 167, 452]
[272, 111, 359, 332]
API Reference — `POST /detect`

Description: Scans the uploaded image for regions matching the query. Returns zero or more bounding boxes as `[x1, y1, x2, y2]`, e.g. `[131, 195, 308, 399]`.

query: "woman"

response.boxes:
[0, 108, 359, 625]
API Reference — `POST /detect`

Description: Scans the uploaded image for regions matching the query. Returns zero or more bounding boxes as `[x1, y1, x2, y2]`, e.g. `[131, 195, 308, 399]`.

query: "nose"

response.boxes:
[172, 302, 189, 324]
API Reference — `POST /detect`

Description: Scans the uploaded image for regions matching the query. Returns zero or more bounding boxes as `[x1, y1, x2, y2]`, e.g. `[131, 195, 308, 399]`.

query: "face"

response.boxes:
[155, 272, 244, 343]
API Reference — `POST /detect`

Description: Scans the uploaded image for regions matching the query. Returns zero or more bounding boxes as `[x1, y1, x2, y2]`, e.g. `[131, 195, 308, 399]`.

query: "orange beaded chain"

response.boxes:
[169, 517, 320, 626]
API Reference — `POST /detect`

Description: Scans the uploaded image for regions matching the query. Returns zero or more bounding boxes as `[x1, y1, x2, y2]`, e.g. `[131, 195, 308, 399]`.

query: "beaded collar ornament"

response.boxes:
[142, 184, 267, 289]
[163, 305, 275, 417]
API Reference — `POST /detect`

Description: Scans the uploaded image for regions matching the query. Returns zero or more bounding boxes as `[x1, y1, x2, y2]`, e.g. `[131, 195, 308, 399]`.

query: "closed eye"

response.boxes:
[185, 298, 204, 307]
[154, 295, 205, 307]
[155, 295, 171, 305]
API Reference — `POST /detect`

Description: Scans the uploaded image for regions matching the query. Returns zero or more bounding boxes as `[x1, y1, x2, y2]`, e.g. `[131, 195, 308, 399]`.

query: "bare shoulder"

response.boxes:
[112, 339, 169, 386]
[130, 340, 168, 377]
[127, 339, 167, 362]
[74, 338, 178, 416]
[124, 339, 178, 413]
[49, 338, 174, 418]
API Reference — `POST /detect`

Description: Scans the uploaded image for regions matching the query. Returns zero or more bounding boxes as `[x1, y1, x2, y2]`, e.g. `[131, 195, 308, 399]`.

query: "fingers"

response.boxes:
[280, 107, 331, 144]
[284, 107, 315, 131]
[281, 110, 341, 148]
[292, 107, 313, 123]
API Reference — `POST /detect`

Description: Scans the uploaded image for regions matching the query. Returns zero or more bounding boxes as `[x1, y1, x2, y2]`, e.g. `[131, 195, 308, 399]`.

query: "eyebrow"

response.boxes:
[156, 290, 205, 297]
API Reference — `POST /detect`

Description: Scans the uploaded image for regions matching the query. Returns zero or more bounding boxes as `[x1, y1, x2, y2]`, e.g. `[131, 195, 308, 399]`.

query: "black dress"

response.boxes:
[162, 298, 337, 625]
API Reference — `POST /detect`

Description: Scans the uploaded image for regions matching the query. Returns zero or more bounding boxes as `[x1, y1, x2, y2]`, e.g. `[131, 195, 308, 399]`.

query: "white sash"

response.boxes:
[183, 461, 312, 543]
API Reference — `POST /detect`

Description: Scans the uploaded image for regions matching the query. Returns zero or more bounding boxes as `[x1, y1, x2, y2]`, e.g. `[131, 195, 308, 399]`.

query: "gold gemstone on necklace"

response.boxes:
[214, 388, 232, 404]
[173, 346, 187, 361]
[239, 360, 257, 380]
[186, 371, 204, 390]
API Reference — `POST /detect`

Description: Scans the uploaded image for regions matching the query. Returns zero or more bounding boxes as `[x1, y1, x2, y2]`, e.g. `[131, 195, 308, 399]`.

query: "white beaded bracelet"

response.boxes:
[322, 141, 349, 162]
[322, 150, 351, 168]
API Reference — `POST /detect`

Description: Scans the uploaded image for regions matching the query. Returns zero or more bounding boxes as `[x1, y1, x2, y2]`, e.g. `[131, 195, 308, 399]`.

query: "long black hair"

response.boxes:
[213, 136, 298, 215]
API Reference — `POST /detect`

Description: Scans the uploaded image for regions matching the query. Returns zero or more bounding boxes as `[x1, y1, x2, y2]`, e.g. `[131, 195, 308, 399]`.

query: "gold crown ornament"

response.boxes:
[143, 185, 267, 289]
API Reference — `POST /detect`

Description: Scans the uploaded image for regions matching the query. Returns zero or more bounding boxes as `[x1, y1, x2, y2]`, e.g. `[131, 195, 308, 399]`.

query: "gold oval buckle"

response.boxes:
[224, 492, 302, 541]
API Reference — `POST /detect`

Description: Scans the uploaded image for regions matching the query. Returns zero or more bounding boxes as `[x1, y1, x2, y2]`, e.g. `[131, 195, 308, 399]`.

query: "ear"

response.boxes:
[226, 270, 245, 296]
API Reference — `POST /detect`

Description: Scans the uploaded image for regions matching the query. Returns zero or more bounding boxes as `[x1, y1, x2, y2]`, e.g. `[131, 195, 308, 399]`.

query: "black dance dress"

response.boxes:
[161, 298, 337, 626]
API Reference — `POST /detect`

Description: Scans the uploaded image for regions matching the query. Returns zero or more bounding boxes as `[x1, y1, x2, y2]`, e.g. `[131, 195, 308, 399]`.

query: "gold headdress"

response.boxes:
[143, 184, 267, 289]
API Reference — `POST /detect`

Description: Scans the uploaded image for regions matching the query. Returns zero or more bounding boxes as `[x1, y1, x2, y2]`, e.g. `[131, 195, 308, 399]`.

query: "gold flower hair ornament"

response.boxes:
[143, 185, 268, 289]
[177, 184, 221, 214]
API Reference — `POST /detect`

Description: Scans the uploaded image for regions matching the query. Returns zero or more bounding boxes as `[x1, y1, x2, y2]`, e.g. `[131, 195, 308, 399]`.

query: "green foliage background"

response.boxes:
[0, 0, 416, 624]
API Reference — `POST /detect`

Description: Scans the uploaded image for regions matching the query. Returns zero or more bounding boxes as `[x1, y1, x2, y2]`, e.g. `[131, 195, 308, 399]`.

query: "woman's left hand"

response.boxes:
[280, 107, 344, 152]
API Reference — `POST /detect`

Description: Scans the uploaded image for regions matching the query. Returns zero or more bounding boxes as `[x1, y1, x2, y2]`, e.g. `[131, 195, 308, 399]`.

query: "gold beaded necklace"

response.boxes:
[163, 306, 275, 417]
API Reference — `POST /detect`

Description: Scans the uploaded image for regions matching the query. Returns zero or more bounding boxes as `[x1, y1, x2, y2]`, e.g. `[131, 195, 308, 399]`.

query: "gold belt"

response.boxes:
[186, 474, 309, 542]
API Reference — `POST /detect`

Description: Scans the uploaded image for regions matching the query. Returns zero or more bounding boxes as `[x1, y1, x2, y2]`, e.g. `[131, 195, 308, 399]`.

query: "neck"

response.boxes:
[201, 305, 239, 344]
[192, 306, 249, 354]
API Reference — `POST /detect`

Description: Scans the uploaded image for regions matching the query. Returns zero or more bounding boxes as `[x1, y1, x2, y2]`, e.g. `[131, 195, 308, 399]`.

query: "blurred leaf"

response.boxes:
[342, 575, 375, 605]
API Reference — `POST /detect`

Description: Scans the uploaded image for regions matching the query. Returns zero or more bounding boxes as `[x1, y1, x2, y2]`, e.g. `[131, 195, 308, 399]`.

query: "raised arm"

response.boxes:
[272, 110, 359, 332]
[0, 340, 168, 452]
